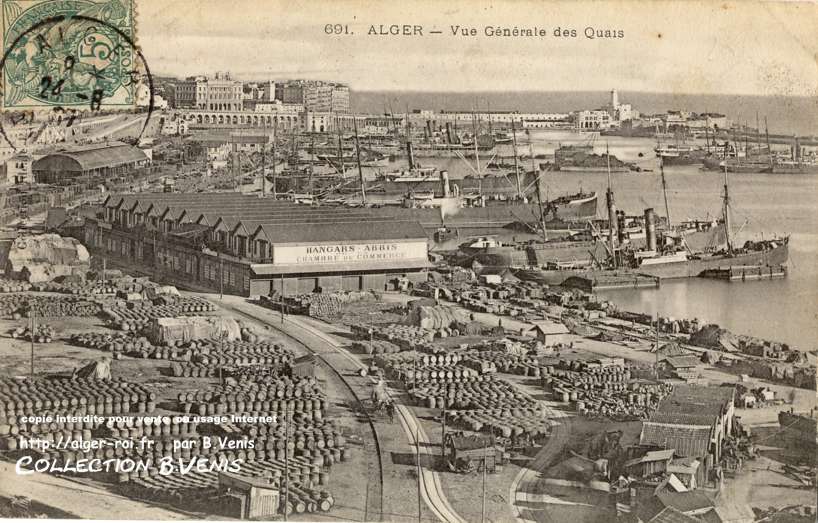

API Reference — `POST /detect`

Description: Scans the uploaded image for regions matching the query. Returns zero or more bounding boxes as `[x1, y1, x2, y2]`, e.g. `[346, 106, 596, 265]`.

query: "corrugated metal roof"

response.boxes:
[624, 449, 676, 468]
[663, 356, 701, 369]
[649, 506, 702, 523]
[657, 491, 714, 514]
[640, 423, 712, 459]
[258, 220, 427, 244]
[649, 412, 718, 427]
[653, 385, 734, 419]
[35, 143, 148, 172]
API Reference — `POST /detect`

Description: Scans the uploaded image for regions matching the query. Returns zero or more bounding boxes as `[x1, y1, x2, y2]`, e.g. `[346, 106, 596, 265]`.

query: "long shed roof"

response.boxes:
[34, 143, 148, 172]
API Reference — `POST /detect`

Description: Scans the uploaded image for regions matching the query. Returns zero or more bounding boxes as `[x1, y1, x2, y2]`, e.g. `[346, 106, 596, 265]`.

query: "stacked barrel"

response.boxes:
[0, 377, 156, 452]
[541, 361, 673, 419]
[172, 373, 346, 516]
[0, 279, 32, 293]
[0, 294, 100, 318]
[103, 296, 218, 331]
[350, 323, 435, 351]
[10, 324, 56, 343]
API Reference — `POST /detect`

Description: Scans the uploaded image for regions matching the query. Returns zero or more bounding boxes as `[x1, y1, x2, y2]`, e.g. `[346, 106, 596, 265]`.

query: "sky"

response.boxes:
[137, 0, 818, 97]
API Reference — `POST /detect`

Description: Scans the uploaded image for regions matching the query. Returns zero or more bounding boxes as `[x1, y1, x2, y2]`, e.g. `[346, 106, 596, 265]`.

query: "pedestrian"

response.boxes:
[386, 401, 395, 424]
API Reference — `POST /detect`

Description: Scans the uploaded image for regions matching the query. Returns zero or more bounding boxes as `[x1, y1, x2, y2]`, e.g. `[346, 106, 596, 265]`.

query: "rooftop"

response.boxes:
[656, 491, 714, 514]
[653, 385, 735, 419]
[649, 506, 703, 523]
[663, 355, 701, 369]
[640, 423, 712, 459]
[34, 143, 149, 172]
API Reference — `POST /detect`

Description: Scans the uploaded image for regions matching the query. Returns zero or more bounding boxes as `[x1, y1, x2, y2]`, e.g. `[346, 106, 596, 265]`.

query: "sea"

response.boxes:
[351, 91, 818, 137]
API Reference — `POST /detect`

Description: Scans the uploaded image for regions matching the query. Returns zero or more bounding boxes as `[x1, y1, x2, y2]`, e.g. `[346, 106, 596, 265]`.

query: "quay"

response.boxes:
[700, 265, 787, 282]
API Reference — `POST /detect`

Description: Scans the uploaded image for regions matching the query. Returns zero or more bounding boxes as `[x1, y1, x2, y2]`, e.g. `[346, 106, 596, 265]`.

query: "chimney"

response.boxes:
[440, 170, 450, 197]
[406, 141, 416, 170]
[606, 189, 618, 251]
[616, 210, 626, 244]
[645, 208, 657, 251]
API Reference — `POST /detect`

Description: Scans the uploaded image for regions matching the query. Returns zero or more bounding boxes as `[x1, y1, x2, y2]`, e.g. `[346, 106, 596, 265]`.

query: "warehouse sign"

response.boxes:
[274, 241, 427, 266]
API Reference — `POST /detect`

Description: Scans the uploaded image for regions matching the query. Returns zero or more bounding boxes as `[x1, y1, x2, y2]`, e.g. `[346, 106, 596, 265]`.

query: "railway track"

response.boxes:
[214, 297, 466, 523]
[217, 301, 385, 521]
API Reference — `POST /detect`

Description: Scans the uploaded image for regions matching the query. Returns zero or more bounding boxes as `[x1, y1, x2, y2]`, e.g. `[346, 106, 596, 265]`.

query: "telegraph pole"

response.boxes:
[284, 408, 290, 521]
[29, 306, 35, 381]
[511, 118, 521, 199]
[481, 442, 487, 523]
[219, 252, 224, 300]
[416, 426, 422, 523]
[655, 313, 660, 379]
[441, 403, 447, 458]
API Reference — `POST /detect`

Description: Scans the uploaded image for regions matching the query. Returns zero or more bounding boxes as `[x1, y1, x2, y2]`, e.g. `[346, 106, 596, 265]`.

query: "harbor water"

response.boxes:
[395, 132, 817, 350]
[514, 133, 817, 351]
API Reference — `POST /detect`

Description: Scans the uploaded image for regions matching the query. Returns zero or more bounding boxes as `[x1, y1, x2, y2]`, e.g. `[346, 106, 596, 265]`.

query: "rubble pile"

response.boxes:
[4, 234, 90, 282]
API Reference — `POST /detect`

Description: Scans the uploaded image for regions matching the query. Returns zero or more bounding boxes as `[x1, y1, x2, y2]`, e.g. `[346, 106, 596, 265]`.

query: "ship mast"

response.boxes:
[261, 121, 267, 197]
[472, 110, 482, 196]
[659, 155, 671, 227]
[722, 163, 733, 255]
[270, 120, 277, 200]
[511, 118, 522, 199]
[765, 117, 773, 169]
[606, 142, 618, 267]
[531, 142, 547, 241]
[353, 116, 367, 205]
[308, 133, 315, 196]
[337, 116, 346, 177]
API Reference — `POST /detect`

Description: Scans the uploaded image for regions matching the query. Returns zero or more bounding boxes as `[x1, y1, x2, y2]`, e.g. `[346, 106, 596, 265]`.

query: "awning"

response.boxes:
[251, 259, 430, 276]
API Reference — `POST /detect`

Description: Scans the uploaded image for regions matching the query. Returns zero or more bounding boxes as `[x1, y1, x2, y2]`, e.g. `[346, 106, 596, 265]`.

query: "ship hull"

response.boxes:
[635, 242, 789, 279]
[768, 164, 818, 175]
[468, 240, 608, 271]
[367, 193, 598, 230]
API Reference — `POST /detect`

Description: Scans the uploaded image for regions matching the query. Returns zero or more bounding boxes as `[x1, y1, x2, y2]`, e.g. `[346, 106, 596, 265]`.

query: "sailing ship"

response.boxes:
[348, 118, 599, 237]
[764, 137, 818, 174]
[513, 152, 787, 283]
[628, 164, 789, 279]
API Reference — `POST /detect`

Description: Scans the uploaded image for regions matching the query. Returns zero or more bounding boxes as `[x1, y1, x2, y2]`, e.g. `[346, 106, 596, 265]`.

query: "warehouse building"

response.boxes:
[32, 142, 151, 183]
[84, 193, 429, 296]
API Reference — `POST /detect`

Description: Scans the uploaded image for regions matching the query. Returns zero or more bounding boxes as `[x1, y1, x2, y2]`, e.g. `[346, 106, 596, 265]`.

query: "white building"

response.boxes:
[577, 110, 611, 130]
[5, 153, 34, 184]
[161, 117, 189, 136]
[176, 72, 243, 111]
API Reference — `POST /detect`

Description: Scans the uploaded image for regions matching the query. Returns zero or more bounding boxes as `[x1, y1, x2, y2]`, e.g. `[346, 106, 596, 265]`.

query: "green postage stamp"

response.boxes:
[0, 0, 140, 110]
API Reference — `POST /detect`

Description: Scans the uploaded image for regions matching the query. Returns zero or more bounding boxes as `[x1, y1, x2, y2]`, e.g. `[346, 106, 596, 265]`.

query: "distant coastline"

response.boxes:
[351, 90, 818, 136]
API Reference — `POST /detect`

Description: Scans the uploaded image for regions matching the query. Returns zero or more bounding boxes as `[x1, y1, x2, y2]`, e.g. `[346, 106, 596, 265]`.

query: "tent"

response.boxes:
[74, 358, 112, 379]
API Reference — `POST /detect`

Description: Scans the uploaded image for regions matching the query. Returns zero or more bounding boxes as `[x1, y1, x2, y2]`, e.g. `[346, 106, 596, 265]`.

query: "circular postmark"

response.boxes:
[0, 3, 154, 151]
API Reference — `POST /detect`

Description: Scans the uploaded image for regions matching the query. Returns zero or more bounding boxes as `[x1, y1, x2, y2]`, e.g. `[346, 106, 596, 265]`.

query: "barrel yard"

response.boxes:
[0, 274, 372, 520]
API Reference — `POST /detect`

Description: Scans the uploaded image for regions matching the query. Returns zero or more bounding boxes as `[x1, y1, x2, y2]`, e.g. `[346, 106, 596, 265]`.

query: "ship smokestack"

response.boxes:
[607, 189, 618, 250]
[407, 141, 416, 170]
[616, 210, 626, 244]
[645, 208, 657, 251]
[445, 123, 455, 145]
[425, 120, 433, 142]
[440, 170, 450, 197]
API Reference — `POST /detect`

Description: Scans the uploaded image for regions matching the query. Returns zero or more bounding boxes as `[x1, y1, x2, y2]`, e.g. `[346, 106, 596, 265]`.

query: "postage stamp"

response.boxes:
[0, 0, 139, 110]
